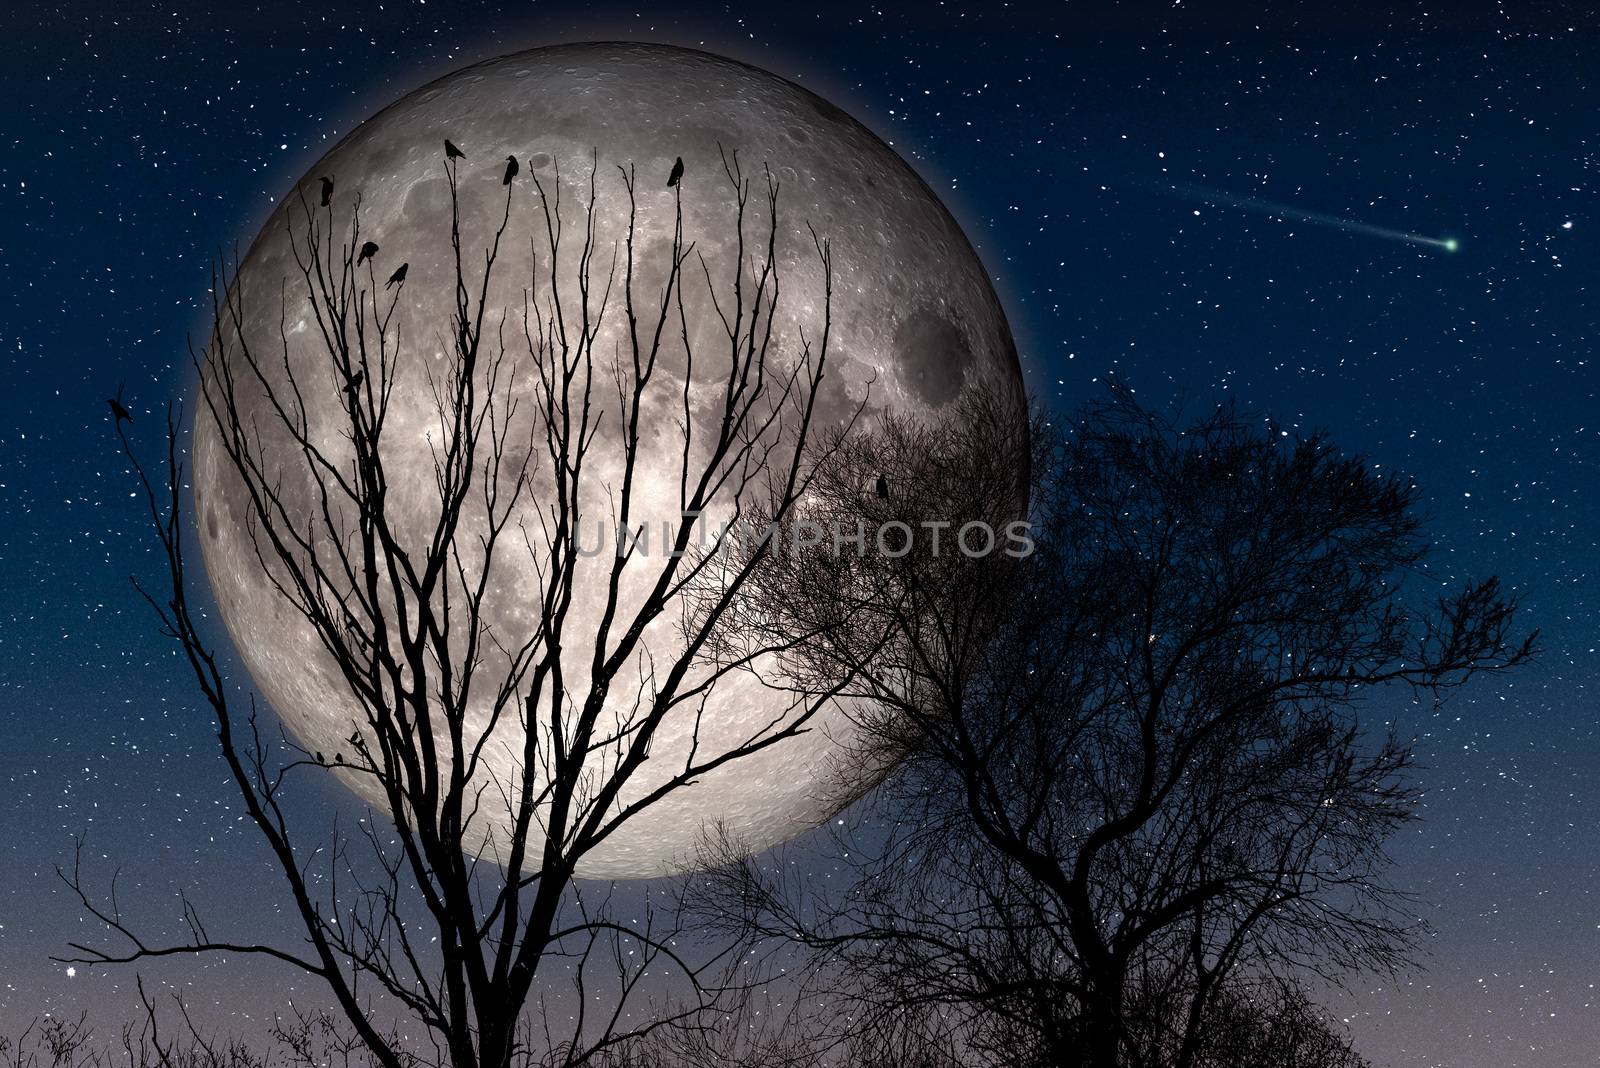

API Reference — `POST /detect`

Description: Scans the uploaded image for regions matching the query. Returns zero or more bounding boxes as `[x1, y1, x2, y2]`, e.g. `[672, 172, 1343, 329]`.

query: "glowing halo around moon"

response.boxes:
[192, 42, 1025, 879]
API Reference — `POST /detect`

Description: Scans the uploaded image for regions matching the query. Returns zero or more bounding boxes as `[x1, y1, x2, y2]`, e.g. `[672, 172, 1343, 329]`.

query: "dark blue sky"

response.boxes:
[2, 3, 1597, 1065]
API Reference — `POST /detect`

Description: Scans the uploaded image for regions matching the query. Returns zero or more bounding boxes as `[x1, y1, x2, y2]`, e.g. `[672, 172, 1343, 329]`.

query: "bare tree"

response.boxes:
[693, 385, 1533, 1068]
[74, 145, 858, 1068]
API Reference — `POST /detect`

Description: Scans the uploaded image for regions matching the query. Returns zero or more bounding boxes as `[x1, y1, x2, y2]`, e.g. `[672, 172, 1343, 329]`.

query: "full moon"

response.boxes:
[193, 42, 1024, 879]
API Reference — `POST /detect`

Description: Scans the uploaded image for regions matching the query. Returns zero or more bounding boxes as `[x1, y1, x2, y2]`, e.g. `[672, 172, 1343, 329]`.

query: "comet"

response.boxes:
[1147, 180, 1460, 253]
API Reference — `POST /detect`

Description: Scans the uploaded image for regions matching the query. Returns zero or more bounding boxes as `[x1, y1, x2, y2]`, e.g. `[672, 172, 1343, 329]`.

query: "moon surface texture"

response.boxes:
[194, 42, 1024, 879]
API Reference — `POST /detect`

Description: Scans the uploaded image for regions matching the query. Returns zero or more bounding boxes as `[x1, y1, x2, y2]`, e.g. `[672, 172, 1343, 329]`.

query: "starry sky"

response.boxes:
[2, 2, 1596, 1066]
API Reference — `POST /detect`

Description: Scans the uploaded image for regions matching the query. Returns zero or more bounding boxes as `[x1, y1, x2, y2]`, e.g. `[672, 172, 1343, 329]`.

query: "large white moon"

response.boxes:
[193, 42, 1024, 879]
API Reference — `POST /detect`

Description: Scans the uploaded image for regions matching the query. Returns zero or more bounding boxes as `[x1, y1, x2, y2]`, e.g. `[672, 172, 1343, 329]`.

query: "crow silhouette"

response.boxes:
[357, 240, 379, 265]
[445, 139, 466, 160]
[503, 155, 519, 185]
[385, 262, 408, 288]
[666, 156, 684, 187]
[107, 382, 133, 426]
[343, 370, 365, 395]
[874, 473, 889, 499]
[319, 175, 334, 207]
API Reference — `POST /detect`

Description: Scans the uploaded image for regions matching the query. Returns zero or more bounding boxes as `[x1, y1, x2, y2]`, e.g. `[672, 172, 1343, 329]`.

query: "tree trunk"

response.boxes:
[1079, 982, 1124, 1068]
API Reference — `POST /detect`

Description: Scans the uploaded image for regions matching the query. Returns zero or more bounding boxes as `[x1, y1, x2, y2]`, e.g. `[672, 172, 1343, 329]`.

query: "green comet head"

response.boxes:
[1443, 237, 1460, 253]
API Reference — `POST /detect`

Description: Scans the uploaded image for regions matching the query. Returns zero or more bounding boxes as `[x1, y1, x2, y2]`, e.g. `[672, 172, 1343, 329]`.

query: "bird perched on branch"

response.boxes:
[357, 241, 379, 265]
[445, 139, 466, 160]
[319, 175, 334, 207]
[503, 155, 519, 185]
[107, 382, 133, 426]
[385, 263, 408, 289]
[666, 155, 684, 187]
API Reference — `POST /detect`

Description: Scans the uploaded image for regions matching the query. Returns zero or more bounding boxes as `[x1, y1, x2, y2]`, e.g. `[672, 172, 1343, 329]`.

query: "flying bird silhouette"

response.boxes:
[357, 240, 379, 265]
[107, 382, 133, 426]
[503, 155, 519, 185]
[445, 139, 466, 160]
[385, 262, 408, 288]
[666, 156, 684, 187]
[319, 175, 334, 207]
[874, 473, 889, 499]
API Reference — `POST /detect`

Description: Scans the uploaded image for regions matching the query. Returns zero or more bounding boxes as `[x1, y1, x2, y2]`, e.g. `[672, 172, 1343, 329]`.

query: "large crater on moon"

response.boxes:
[193, 42, 1024, 879]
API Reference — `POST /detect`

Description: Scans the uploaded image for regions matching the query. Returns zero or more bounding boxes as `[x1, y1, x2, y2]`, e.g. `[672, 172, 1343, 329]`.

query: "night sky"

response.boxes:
[2, 3, 1597, 1066]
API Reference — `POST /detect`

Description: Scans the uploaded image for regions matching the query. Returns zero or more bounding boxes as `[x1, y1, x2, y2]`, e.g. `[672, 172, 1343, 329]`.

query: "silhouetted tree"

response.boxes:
[75, 146, 853, 1068]
[693, 385, 1533, 1067]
